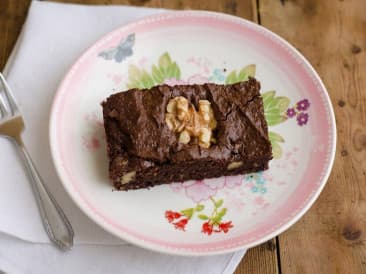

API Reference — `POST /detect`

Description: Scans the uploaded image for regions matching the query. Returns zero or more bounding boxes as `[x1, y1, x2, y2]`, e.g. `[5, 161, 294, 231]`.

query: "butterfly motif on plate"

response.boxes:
[98, 33, 135, 63]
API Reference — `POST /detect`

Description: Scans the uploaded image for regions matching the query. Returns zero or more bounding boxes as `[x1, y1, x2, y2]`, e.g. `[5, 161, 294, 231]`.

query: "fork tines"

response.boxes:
[0, 73, 20, 116]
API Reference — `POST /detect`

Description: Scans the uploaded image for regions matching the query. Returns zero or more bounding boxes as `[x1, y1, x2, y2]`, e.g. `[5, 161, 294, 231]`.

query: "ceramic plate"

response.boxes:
[50, 11, 336, 255]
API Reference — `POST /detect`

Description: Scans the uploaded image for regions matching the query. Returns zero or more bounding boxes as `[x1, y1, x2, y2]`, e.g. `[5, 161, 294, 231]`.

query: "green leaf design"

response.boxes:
[159, 52, 172, 69]
[262, 90, 290, 159]
[262, 91, 276, 105]
[266, 97, 290, 113]
[215, 199, 224, 208]
[198, 214, 209, 220]
[139, 70, 155, 88]
[225, 71, 237, 84]
[266, 98, 282, 112]
[271, 141, 283, 159]
[126, 81, 140, 89]
[225, 64, 256, 84]
[212, 215, 222, 224]
[275, 97, 290, 113]
[269, 131, 285, 143]
[265, 108, 282, 117]
[263, 90, 289, 127]
[237, 71, 247, 81]
[169, 62, 181, 79]
[244, 64, 256, 77]
[181, 208, 194, 219]
[217, 208, 227, 218]
[195, 204, 204, 212]
[151, 65, 164, 83]
[127, 65, 146, 89]
[238, 64, 256, 81]
[266, 115, 287, 126]
[127, 52, 181, 89]
[269, 131, 285, 159]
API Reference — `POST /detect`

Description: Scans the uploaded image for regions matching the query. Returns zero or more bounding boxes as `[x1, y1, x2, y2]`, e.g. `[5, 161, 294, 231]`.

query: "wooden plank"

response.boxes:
[0, 1, 279, 273]
[235, 239, 280, 274]
[49, 0, 258, 20]
[0, 0, 31, 70]
[260, 0, 366, 273]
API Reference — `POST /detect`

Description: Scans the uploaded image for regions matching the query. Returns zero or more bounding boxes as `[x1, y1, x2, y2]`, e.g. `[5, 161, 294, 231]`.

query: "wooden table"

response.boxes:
[1, 0, 365, 273]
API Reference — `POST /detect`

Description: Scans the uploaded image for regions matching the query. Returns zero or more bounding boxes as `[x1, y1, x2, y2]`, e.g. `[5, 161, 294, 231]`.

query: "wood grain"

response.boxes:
[0, 0, 31, 70]
[0, 1, 279, 273]
[260, 0, 366, 273]
[50, 0, 258, 21]
[235, 239, 280, 274]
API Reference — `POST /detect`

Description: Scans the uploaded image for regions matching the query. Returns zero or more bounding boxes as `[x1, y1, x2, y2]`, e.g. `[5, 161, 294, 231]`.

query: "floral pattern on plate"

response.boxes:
[82, 50, 312, 235]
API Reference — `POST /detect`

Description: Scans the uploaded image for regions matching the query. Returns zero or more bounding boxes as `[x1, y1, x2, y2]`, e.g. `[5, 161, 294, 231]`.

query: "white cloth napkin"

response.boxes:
[0, 1, 246, 273]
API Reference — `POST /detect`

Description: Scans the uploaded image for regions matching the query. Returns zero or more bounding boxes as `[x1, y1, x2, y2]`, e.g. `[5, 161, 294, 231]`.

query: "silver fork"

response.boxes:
[0, 73, 74, 250]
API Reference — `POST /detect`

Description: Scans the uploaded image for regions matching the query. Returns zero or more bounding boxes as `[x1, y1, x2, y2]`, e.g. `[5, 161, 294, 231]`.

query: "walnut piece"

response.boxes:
[165, 96, 217, 148]
[227, 161, 243, 170]
[121, 171, 136, 184]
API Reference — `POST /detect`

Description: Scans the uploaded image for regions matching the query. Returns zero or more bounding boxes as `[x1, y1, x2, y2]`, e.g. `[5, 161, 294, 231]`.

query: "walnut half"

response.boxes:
[165, 96, 217, 148]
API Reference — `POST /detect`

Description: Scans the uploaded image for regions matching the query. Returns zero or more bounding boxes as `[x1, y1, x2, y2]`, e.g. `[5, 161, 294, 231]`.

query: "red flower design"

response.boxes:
[165, 199, 234, 235]
[202, 222, 214, 235]
[173, 218, 189, 231]
[219, 221, 233, 233]
[165, 210, 182, 223]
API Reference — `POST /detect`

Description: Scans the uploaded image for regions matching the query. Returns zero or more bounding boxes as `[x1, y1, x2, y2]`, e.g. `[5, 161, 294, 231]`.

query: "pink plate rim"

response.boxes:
[49, 10, 336, 256]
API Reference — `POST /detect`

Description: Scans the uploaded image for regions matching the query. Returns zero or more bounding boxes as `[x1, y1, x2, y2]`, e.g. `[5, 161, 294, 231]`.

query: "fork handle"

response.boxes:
[15, 141, 74, 250]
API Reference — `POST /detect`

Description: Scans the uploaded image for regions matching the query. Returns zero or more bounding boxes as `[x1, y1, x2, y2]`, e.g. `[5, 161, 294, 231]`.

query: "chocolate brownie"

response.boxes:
[102, 78, 272, 190]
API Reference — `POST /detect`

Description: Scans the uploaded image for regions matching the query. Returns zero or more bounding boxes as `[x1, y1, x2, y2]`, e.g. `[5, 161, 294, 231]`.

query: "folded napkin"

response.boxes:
[0, 1, 246, 273]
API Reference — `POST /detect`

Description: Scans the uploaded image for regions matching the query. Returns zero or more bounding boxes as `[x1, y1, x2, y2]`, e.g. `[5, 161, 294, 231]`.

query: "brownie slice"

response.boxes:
[102, 78, 272, 190]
